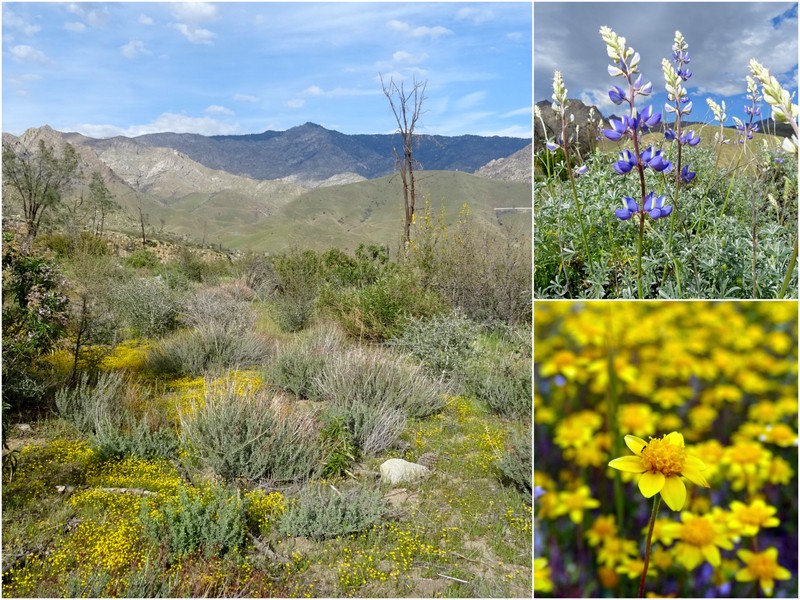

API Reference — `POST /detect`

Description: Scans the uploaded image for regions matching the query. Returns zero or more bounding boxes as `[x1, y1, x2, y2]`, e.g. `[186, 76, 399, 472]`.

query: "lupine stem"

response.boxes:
[639, 495, 662, 598]
[777, 233, 798, 299]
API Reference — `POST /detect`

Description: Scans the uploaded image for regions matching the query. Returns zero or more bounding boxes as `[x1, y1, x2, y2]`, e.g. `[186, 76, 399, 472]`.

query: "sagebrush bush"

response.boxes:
[496, 425, 532, 501]
[110, 276, 183, 338]
[180, 285, 256, 333]
[323, 401, 406, 456]
[390, 311, 479, 380]
[462, 354, 532, 419]
[179, 376, 324, 482]
[55, 371, 124, 435]
[93, 416, 180, 461]
[317, 346, 448, 419]
[141, 485, 247, 560]
[278, 484, 387, 540]
[266, 324, 346, 399]
[145, 322, 270, 377]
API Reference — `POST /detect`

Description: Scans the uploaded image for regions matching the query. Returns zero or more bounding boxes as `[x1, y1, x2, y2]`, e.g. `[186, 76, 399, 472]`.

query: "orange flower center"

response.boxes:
[640, 437, 686, 476]
[682, 517, 715, 546]
[747, 554, 778, 578]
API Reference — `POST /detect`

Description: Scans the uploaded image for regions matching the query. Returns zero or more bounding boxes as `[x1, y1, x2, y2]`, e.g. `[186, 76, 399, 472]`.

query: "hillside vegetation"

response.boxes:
[2, 189, 532, 598]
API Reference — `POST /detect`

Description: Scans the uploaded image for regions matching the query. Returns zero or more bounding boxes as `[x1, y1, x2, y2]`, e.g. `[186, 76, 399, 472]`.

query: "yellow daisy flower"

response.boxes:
[735, 547, 791, 596]
[533, 557, 553, 593]
[585, 514, 617, 547]
[554, 485, 600, 524]
[669, 511, 734, 570]
[728, 499, 780, 537]
[608, 432, 710, 511]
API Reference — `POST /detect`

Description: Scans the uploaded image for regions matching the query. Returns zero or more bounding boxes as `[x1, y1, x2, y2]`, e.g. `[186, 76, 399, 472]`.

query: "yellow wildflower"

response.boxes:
[616, 556, 657, 579]
[585, 514, 617, 547]
[727, 499, 780, 537]
[597, 537, 638, 568]
[735, 547, 791, 596]
[553, 485, 600, 524]
[608, 432, 709, 511]
[533, 557, 553, 593]
[668, 512, 734, 570]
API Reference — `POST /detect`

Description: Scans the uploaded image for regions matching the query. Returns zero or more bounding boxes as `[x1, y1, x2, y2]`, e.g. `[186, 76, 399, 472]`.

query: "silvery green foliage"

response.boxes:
[497, 425, 532, 500]
[278, 484, 387, 540]
[390, 311, 480, 381]
[179, 376, 324, 482]
[55, 371, 125, 435]
[141, 485, 247, 560]
[110, 276, 183, 338]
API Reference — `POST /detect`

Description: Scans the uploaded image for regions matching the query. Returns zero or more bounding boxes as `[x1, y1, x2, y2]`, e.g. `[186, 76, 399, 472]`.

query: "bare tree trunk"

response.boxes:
[380, 74, 427, 246]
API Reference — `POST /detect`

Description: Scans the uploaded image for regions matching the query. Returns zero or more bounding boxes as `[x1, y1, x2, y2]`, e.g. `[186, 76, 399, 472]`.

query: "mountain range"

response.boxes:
[2, 125, 532, 253]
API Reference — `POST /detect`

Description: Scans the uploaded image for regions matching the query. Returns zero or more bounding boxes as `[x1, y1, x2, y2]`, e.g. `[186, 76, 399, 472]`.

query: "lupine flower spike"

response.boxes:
[749, 59, 799, 155]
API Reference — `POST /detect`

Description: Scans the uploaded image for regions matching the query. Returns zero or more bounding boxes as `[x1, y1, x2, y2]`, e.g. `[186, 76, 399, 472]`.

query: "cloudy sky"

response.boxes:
[3, 2, 531, 138]
[535, 2, 798, 126]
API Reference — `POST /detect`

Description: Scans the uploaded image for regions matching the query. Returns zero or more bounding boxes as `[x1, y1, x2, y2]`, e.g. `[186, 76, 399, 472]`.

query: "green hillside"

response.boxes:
[217, 171, 532, 253]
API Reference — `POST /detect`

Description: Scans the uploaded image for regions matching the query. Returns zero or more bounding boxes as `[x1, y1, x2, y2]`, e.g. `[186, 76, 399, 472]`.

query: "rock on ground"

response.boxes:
[379, 458, 430, 485]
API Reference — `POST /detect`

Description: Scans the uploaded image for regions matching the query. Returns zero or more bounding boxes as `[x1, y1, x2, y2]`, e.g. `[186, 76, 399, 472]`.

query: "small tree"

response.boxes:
[2, 139, 80, 251]
[87, 171, 116, 235]
[380, 75, 427, 246]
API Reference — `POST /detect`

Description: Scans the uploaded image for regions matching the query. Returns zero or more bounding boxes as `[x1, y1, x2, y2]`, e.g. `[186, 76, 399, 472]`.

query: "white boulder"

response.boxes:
[380, 458, 430, 485]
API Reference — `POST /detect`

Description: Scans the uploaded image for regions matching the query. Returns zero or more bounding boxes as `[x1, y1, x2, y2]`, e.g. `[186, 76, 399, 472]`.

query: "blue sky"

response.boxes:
[3, 2, 532, 138]
[534, 2, 798, 127]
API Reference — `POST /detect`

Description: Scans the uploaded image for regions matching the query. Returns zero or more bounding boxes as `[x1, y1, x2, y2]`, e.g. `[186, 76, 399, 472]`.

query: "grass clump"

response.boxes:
[278, 484, 387, 540]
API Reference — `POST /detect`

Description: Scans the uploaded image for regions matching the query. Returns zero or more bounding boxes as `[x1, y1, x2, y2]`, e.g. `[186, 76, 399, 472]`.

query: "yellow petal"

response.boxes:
[736, 570, 755, 582]
[737, 549, 754, 562]
[760, 578, 774, 596]
[776, 566, 791, 580]
[624, 435, 648, 455]
[660, 475, 687, 511]
[681, 464, 710, 488]
[684, 454, 707, 471]
[680, 545, 702, 570]
[702, 544, 721, 567]
[664, 431, 684, 447]
[609, 456, 647, 473]
[638, 471, 665, 498]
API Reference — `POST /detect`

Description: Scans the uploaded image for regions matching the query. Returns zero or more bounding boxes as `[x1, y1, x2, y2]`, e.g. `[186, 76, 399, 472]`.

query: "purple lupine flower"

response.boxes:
[643, 192, 673, 219]
[604, 118, 627, 140]
[608, 85, 627, 105]
[678, 68, 692, 81]
[664, 128, 677, 141]
[574, 165, 588, 177]
[615, 197, 639, 220]
[613, 149, 637, 174]
[546, 142, 559, 152]
[680, 130, 701, 146]
[680, 164, 696, 184]
[638, 105, 662, 131]
[640, 146, 673, 172]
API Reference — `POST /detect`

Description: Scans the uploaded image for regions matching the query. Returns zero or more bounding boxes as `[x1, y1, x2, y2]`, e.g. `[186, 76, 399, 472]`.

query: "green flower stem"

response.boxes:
[637, 214, 645, 299]
[639, 495, 662, 598]
[777, 233, 798, 299]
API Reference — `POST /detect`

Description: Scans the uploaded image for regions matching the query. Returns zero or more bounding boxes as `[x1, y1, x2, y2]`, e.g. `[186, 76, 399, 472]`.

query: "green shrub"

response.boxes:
[317, 346, 448, 419]
[146, 322, 270, 377]
[324, 401, 406, 457]
[462, 354, 532, 419]
[320, 268, 445, 342]
[496, 425, 532, 501]
[55, 371, 125, 435]
[110, 277, 182, 338]
[278, 484, 387, 540]
[179, 376, 324, 482]
[269, 248, 324, 332]
[390, 311, 479, 380]
[93, 416, 180, 461]
[319, 414, 358, 478]
[266, 324, 346, 399]
[141, 485, 247, 560]
[125, 248, 160, 269]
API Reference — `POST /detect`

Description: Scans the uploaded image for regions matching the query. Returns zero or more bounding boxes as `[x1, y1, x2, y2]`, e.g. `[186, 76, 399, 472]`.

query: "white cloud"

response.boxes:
[139, 14, 154, 26]
[506, 32, 523, 42]
[205, 105, 234, 115]
[387, 19, 453, 39]
[234, 93, 259, 103]
[9, 45, 52, 65]
[303, 85, 378, 98]
[171, 2, 218, 23]
[286, 99, 305, 109]
[173, 23, 216, 45]
[456, 91, 488, 110]
[75, 112, 241, 138]
[456, 7, 494, 25]
[66, 4, 109, 27]
[64, 22, 86, 33]
[121, 40, 151, 59]
[392, 50, 427, 64]
[304, 85, 324, 96]
[5, 11, 41, 36]
[502, 106, 533, 118]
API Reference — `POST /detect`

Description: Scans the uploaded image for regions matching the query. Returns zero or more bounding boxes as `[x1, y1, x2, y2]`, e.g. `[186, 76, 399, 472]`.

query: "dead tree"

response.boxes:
[380, 74, 427, 246]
